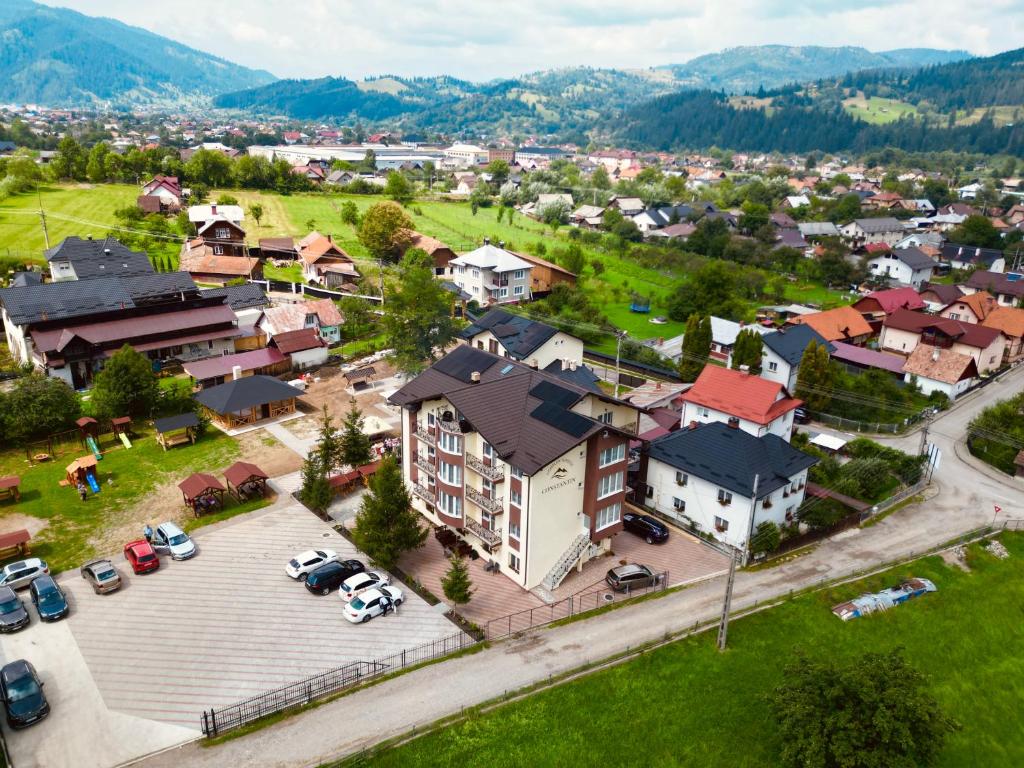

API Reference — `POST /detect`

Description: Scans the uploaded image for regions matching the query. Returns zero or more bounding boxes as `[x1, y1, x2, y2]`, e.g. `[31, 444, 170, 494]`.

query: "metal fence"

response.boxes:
[200, 631, 476, 737]
[861, 479, 930, 519]
[484, 571, 669, 640]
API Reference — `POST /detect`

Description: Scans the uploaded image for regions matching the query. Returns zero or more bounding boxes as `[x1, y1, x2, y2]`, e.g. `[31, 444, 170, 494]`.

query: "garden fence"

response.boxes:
[484, 571, 669, 640]
[200, 630, 476, 738]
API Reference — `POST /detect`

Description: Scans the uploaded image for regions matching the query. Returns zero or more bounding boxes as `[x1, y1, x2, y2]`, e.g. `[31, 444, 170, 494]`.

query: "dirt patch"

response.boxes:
[300, 359, 398, 413]
[0, 512, 49, 538]
[234, 429, 304, 476]
[941, 546, 970, 572]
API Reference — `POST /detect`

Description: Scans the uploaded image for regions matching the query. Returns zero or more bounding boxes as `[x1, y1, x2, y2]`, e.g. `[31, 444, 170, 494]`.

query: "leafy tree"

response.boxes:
[360, 149, 377, 173]
[485, 159, 510, 186]
[248, 203, 264, 227]
[350, 455, 427, 570]
[678, 314, 711, 381]
[669, 260, 747, 321]
[357, 201, 414, 262]
[441, 553, 474, 605]
[947, 215, 1002, 249]
[1, 376, 80, 444]
[771, 650, 958, 768]
[796, 340, 833, 413]
[731, 328, 764, 372]
[749, 520, 780, 555]
[216, 193, 239, 205]
[184, 149, 233, 188]
[90, 344, 161, 420]
[340, 200, 360, 226]
[299, 453, 331, 513]
[739, 201, 770, 234]
[383, 248, 457, 373]
[591, 165, 611, 190]
[86, 141, 111, 183]
[51, 135, 86, 181]
[340, 404, 373, 468]
[560, 244, 586, 275]
[384, 171, 413, 203]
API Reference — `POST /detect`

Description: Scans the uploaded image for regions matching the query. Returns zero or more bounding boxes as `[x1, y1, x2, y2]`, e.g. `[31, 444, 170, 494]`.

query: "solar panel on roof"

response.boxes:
[529, 380, 579, 408]
[433, 347, 498, 382]
[530, 401, 593, 438]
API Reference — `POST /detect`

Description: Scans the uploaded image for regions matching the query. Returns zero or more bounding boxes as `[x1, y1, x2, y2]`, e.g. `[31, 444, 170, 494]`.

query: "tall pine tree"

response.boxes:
[678, 314, 712, 381]
[351, 456, 427, 570]
[731, 328, 764, 373]
[441, 553, 474, 605]
[796, 340, 834, 413]
[340, 403, 373, 468]
[315, 406, 343, 476]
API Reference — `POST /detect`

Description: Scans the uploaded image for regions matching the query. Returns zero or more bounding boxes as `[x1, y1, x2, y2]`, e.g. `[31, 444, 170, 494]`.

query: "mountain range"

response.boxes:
[0, 0, 274, 107]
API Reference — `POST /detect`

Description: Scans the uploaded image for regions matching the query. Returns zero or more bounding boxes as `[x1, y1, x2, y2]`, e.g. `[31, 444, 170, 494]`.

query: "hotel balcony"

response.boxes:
[465, 453, 504, 482]
[415, 425, 436, 446]
[438, 417, 463, 434]
[412, 483, 436, 504]
[464, 516, 502, 548]
[465, 485, 503, 515]
[414, 454, 436, 476]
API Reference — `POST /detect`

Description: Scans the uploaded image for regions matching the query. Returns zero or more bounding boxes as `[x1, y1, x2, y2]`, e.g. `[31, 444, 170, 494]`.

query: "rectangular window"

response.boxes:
[508, 552, 521, 573]
[481, 479, 495, 495]
[509, 521, 521, 540]
[510, 466, 523, 479]
[514, 270, 525, 280]
[472, 269, 480, 278]
[215, 227, 230, 239]
[598, 471, 624, 499]
[499, 288, 509, 298]
[510, 488, 522, 507]
[675, 471, 688, 486]
[717, 489, 733, 506]
[438, 431, 462, 454]
[438, 461, 461, 486]
[427, 413, 435, 426]
[596, 502, 622, 530]
[714, 515, 729, 532]
[697, 407, 710, 418]
[598, 411, 613, 425]
[437, 490, 462, 518]
[213, 244, 224, 255]
[599, 443, 626, 467]
[768, 361, 778, 372]
[513, 286, 524, 296]
[673, 497, 685, 511]
[482, 441, 493, 458]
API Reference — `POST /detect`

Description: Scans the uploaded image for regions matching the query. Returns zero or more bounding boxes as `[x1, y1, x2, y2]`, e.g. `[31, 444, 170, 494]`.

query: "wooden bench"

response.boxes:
[0, 529, 31, 560]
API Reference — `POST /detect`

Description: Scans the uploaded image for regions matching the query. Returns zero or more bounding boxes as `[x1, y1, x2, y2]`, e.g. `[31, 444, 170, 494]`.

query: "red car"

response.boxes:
[123, 540, 159, 575]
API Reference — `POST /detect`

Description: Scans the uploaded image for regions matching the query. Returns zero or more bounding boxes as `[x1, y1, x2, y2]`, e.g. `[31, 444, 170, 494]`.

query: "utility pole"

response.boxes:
[613, 330, 627, 398]
[377, 258, 385, 306]
[37, 190, 49, 250]
[716, 549, 740, 651]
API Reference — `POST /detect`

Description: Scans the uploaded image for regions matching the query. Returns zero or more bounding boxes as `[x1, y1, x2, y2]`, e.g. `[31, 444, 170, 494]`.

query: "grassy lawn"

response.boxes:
[0, 425, 241, 573]
[843, 95, 919, 125]
[357, 535, 1024, 768]
[0, 184, 139, 266]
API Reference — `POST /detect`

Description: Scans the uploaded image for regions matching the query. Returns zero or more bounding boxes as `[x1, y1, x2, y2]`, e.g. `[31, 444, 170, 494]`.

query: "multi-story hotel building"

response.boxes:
[389, 345, 642, 591]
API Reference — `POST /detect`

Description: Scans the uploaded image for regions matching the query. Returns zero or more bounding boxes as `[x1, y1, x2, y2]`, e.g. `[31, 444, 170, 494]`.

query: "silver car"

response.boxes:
[0, 559, 49, 591]
[151, 523, 197, 561]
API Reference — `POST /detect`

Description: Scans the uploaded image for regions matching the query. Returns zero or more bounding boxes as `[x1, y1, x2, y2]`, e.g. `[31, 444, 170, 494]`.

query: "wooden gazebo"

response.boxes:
[193, 376, 302, 429]
[344, 366, 376, 392]
[0, 476, 20, 503]
[178, 472, 226, 516]
[154, 413, 199, 451]
[224, 461, 269, 501]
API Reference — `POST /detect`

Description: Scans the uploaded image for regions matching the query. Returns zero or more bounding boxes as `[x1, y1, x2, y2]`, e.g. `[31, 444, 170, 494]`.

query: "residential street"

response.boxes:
[140, 365, 1024, 768]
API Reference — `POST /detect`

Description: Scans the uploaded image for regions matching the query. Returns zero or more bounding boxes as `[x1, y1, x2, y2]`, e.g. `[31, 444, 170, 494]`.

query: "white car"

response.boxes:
[0, 559, 49, 591]
[339, 571, 390, 602]
[285, 549, 339, 581]
[343, 585, 404, 624]
[151, 522, 197, 560]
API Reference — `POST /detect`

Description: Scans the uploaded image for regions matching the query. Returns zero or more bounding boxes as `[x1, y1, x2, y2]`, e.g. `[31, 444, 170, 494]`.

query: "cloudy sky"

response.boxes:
[41, 0, 1023, 81]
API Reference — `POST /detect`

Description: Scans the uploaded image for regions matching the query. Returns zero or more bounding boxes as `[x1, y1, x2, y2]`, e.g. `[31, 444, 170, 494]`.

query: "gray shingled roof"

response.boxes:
[889, 246, 935, 271]
[648, 422, 818, 498]
[45, 237, 153, 279]
[461, 309, 559, 359]
[761, 324, 833, 367]
[853, 217, 903, 233]
[193, 376, 303, 415]
[199, 282, 269, 310]
[0, 277, 135, 325]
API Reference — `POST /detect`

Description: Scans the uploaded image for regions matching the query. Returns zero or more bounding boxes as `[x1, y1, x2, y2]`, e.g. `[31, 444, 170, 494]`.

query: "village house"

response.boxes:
[961, 271, 1024, 307]
[918, 283, 964, 312]
[137, 175, 182, 213]
[981, 307, 1024, 363]
[902, 345, 978, 401]
[178, 240, 261, 284]
[679, 365, 802, 440]
[840, 217, 906, 247]
[512, 250, 576, 296]
[644, 422, 817, 553]
[866, 246, 935, 288]
[188, 203, 244, 230]
[406, 231, 457, 276]
[258, 298, 343, 345]
[939, 291, 997, 324]
[706, 317, 769, 365]
[759, 324, 832, 392]
[45, 236, 153, 283]
[449, 241, 533, 307]
[940, 244, 1005, 273]
[295, 232, 361, 288]
[797, 222, 841, 241]
[460, 308, 584, 371]
[389, 345, 643, 592]
[787, 305, 874, 346]
[853, 287, 927, 332]
[880, 309, 1006, 375]
[829, 341, 907, 380]
[268, 327, 329, 370]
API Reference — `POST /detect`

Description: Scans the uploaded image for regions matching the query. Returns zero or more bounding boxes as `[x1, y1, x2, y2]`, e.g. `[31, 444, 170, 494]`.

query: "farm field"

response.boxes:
[843, 95, 919, 124]
[357, 535, 1024, 768]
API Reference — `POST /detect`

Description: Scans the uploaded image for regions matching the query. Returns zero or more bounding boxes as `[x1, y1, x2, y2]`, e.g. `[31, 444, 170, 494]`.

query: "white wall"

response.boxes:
[905, 373, 972, 401]
[760, 348, 797, 392]
[680, 402, 793, 440]
[523, 448, 589, 589]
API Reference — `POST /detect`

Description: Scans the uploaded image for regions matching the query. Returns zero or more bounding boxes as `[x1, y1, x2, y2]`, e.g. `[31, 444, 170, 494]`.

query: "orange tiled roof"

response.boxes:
[789, 305, 873, 342]
[680, 365, 801, 425]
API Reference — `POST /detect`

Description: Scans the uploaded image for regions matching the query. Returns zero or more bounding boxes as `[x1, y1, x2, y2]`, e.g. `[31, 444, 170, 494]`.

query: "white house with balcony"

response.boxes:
[449, 241, 534, 306]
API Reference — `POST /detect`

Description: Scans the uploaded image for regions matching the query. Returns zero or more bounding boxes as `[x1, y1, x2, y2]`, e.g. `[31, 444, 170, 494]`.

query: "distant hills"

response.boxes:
[0, 0, 274, 107]
[613, 48, 1024, 156]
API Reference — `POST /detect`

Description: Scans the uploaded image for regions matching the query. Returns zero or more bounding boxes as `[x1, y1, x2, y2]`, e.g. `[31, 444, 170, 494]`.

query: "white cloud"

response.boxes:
[38, 0, 1023, 80]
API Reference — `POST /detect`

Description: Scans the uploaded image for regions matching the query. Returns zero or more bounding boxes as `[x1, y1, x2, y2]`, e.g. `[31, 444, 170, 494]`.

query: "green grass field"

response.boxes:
[356, 535, 1024, 768]
[843, 96, 919, 125]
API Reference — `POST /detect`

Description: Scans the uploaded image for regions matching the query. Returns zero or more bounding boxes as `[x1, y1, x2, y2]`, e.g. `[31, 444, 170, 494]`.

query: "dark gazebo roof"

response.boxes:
[178, 472, 225, 499]
[154, 412, 200, 433]
[193, 376, 302, 415]
[224, 461, 269, 487]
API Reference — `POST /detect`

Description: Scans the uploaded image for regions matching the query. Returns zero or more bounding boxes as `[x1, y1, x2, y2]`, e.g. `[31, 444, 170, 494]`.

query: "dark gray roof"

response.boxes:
[543, 360, 602, 392]
[193, 375, 302, 414]
[122, 272, 199, 301]
[648, 422, 818, 498]
[390, 345, 629, 475]
[153, 412, 200, 433]
[964, 270, 1024, 298]
[853, 217, 903, 233]
[44, 237, 153, 279]
[461, 309, 559, 360]
[942, 243, 1005, 267]
[440, 281, 471, 302]
[199, 282, 269, 310]
[761, 324, 833, 367]
[0, 276, 135, 325]
[889, 246, 935, 270]
[639, 205, 695, 227]
[775, 229, 808, 249]
[10, 272, 41, 288]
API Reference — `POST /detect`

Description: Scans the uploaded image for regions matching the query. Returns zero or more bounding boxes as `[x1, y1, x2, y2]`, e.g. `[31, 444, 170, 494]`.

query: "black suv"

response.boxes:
[305, 559, 365, 595]
[30, 575, 69, 622]
[622, 512, 670, 544]
[0, 586, 29, 633]
[0, 660, 48, 729]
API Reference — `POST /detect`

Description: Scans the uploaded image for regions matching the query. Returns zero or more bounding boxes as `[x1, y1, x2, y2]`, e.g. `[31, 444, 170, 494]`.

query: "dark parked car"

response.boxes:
[794, 407, 811, 425]
[305, 559, 365, 595]
[605, 564, 661, 592]
[30, 575, 69, 622]
[0, 586, 29, 633]
[0, 660, 49, 729]
[622, 512, 669, 544]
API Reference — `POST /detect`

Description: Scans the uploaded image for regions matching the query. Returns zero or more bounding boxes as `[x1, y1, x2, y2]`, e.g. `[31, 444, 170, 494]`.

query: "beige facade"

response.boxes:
[465, 328, 584, 370]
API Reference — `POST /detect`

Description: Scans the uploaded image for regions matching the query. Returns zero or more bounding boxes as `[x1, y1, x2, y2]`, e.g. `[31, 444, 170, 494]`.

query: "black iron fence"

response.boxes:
[484, 571, 669, 640]
[200, 631, 476, 737]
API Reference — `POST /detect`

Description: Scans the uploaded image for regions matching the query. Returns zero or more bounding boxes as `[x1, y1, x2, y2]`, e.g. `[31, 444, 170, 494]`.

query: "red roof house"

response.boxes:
[679, 365, 801, 439]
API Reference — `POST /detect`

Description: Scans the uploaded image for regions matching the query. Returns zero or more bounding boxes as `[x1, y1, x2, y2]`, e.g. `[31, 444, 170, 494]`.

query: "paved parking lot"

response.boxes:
[0, 501, 462, 768]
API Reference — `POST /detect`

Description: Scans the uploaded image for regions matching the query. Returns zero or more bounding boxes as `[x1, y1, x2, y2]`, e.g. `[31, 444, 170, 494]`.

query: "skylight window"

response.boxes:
[500, 364, 514, 375]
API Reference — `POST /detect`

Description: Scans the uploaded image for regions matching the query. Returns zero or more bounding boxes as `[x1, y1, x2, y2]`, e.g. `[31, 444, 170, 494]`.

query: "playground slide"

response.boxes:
[86, 436, 102, 460]
[119, 433, 132, 449]
[86, 473, 100, 494]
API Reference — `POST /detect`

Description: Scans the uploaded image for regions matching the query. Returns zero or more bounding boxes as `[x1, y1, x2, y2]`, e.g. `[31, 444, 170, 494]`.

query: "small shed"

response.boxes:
[224, 461, 269, 501]
[328, 468, 362, 495]
[194, 376, 302, 429]
[154, 413, 200, 451]
[344, 366, 376, 391]
[110, 416, 132, 436]
[178, 472, 226, 516]
[76, 417, 99, 440]
[65, 455, 98, 485]
[809, 433, 849, 455]
[0, 476, 20, 502]
[0, 529, 30, 559]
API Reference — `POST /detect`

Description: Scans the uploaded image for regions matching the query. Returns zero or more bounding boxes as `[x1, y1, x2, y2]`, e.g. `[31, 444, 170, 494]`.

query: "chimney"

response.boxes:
[688, 420, 698, 430]
[103, 248, 111, 255]
[569, 361, 577, 371]
[727, 417, 740, 429]
[739, 364, 750, 374]
[211, 203, 217, 215]
[561, 358, 569, 371]
[529, 358, 538, 369]
[932, 347, 940, 362]
[655, 381, 662, 390]
[470, 371, 481, 382]
[232, 365, 242, 380]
